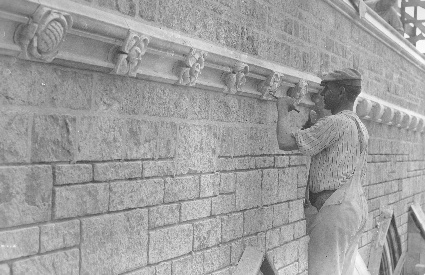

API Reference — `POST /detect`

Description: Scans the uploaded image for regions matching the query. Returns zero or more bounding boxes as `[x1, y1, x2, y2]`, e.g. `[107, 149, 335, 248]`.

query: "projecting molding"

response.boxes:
[0, 0, 424, 133]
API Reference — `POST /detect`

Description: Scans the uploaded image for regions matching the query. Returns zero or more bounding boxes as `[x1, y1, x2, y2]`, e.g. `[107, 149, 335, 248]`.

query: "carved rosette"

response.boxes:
[176, 48, 208, 86]
[257, 72, 281, 100]
[223, 62, 249, 94]
[14, 6, 73, 62]
[111, 31, 150, 77]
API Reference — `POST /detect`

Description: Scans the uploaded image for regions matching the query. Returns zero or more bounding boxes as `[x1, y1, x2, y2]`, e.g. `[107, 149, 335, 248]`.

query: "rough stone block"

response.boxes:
[218, 126, 233, 157]
[0, 264, 10, 275]
[77, 116, 125, 161]
[156, 121, 178, 159]
[203, 245, 231, 273]
[212, 194, 235, 215]
[0, 111, 30, 163]
[262, 169, 279, 205]
[298, 236, 309, 272]
[81, 209, 148, 274]
[149, 224, 193, 263]
[275, 156, 289, 168]
[40, 220, 80, 252]
[220, 173, 235, 193]
[126, 266, 155, 275]
[243, 207, 273, 236]
[278, 168, 299, 202]
[278, 262, 298, 275]
[0, 165, 52, 228]
[280, 224, 295, 244]
[193, 218, 221, 251]
[200, 174, 220, 197]
[270, 241, 298, 269]
[125, 119, 157, 159]
[255, 156, 274, 168]
[149, 204, 180, 229]
[289, 155, 308, 166]
[294, 220, 306, 239]
[181, 198, 211, 221]
[273, 202, 289, 227]
[175, 124, 218, 174]
[288, 200, 305, 222]
[12, 249, 79, 275]
[143, 160, 174, 178]
[0, 227, 39, 261]
[221, 213, 243, 242]
[55, 164, 92, 185]
[94, 161, 142, 181]
[217, 158, 235, 171]
[172, 252, 204, 275]
[266, 228, 281, 250]
[155, 262, 171, 275]
[31, 115, 76, 162]
[110, 179, 163, 211]
[54, 183, 109, 219]
[235, 171, 262, 210]
[164, 176, 199, 203]
[234, 157, 255, 170]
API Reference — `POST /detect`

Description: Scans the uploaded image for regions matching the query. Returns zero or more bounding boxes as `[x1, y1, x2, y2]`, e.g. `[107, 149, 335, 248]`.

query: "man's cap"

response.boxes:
[320, 68, 362, 87]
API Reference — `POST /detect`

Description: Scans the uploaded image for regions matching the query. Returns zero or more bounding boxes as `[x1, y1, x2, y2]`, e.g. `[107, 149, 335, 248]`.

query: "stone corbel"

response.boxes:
[417, 118, 425, 133]
[176, 48, 207, 86]
[13, 6, 73, 62]
[356, 98, 373, 119]
[409, 116, 419, 131]
[381, 107, 395, 125]
[370, 103, 385, 122]
[400, 113, 412, 129]
[110, 31, 150, 77]
[223, 62, 250, 94]
[393, 110, 405, 127]
[257, 72, 282, 100]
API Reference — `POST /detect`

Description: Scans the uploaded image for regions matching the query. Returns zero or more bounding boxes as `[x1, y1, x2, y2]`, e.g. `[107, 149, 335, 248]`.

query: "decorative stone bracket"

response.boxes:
[13, 6, 73, 62]
[0, 0, 424, 133]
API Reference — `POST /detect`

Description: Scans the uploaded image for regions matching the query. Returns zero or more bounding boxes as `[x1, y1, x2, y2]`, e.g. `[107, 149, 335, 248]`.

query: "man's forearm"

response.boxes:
[276, 108, 298, 151]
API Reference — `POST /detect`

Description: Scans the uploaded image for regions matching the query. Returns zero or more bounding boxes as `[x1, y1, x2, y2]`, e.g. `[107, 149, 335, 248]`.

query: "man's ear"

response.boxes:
[339, 86, 346, 98]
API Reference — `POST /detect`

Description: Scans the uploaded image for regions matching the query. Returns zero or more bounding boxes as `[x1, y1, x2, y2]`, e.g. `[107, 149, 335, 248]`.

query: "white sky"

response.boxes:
[399, 0, 425, 52]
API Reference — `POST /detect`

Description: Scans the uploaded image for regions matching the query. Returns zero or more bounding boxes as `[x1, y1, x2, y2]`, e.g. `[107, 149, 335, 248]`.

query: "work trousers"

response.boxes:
[307, 190, 367, 275]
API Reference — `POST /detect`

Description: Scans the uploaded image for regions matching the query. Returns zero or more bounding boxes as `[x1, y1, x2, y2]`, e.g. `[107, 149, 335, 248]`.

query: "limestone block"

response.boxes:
[110, 179, 163, 211]
[181, 198, 211, 221]
[234, 157, 256, 170]
[203, 245, 231, 273]
[125, 119, 157, 159]
[273, 203, 289, 227]
[12, 249, 79, 275]
[40, 220, 80, 252]
[255, 156, 275, 168]
[0, 165, 52, 228]
[149, 224, 193, 263]
[220, 173, 235, 194]
[200, 173, 220, 197]
[149, 204, 180, 229]
[94, 161, 142, 181]
[0, 111, 30, 163]
[298, 236, 309, 272]
[193, 218, 221, 251]
[270, 241, 298, 269]
[55, 164, 92, 185]
[31, 115, 76, 162]
[294, 220, 307, 239]
[172, 252, 204, 275]
[0, 227, 39, 261]
[143, 160, 174, 178]
[0, 264, 10, 275]
[212, 194, 236, 215]
[77, 116, 125, 161]
[164, 176, 199, 203]
[232, 127, 250, 156]
[278, 168, 299, 202]
[280, 224, 295, 244]
[266, 228, 281, 250]
[54, 183, 109, 219]
[81, 209, 148, 274]
[278, 262, 298, 275]
[125, 266, 155, 275]
[218, 126, 233, 157]
[221, 213, 243, 242]
[288, 199, 305, 222]
[155, 262, 171, 275]
[210, 94, 243, 123]
[262, 169, 279, 205]
[235, 170, 262, 210]
[243, 207, 274, 236]
[156, 121, 178, 159]
[175, 124, 218, 174]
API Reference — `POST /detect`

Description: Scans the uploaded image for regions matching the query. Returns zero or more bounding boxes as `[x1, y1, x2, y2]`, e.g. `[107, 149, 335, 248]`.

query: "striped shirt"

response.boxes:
[293, 110, 369, 193]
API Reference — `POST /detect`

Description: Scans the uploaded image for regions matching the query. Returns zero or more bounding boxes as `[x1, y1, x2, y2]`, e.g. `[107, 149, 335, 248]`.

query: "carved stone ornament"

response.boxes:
[257, 72, 282, 100]
[176, 48, 208, 86]
[112, 31, 150, 77]
[223, 62, 249, 94]
[14, 6, 73, 62]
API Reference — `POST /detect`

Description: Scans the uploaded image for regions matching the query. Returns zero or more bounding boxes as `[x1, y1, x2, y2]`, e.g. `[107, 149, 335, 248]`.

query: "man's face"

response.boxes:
[320, 82, 341, 110]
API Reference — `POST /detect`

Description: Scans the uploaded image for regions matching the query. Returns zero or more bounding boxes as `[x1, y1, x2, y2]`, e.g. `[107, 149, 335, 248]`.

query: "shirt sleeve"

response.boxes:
[293, 115, 346, 156]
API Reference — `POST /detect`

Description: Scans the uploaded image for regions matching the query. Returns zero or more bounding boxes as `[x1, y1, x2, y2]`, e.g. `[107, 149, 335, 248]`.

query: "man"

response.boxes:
[276, 68, 369, 275]
[366, 0, 404, 35]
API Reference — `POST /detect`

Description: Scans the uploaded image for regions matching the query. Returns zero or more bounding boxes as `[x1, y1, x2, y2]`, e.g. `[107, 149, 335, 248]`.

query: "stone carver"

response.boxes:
[365, 0, 404, 35]
[276, 68, 369, 275]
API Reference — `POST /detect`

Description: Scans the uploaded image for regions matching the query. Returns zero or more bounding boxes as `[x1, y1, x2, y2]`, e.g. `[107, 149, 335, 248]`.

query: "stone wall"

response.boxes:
[0, 0, 425, 275]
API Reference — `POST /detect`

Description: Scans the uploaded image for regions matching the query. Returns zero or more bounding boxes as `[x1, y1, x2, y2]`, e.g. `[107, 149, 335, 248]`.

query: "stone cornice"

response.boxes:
[0, 0, 423, 133]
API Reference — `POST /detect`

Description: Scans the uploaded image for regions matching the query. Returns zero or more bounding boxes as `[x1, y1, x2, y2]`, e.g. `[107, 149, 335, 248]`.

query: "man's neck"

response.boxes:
[331, 102, 354, 115]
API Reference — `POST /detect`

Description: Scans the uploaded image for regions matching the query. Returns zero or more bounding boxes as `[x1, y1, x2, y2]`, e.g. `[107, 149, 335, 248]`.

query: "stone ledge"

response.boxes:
[0, 0, 423, 133]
